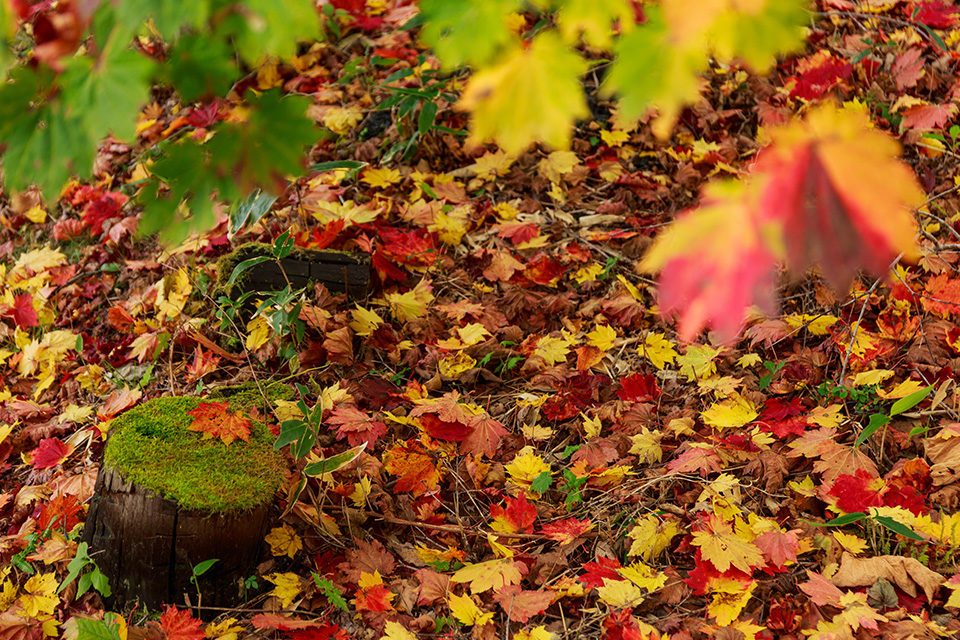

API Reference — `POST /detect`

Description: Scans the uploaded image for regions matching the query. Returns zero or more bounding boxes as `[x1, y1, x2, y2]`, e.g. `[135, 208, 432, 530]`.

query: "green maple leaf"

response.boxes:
[210, 91, 319, 192]
[704, 0, 810, 71]
[603, 7, 708, 138]
[419, 0, 521, 69]
[116, 0, 211, 40]
[230, 0, 322, 64]
[458, 32, 588, 154]
[60, 45, 152, 143]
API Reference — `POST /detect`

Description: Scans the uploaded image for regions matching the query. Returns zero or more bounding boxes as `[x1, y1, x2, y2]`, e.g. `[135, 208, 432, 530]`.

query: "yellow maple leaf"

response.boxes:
[582, 413, 602, 439]
[385, 279, 434, 323]
[833, 531, 868, 556]
[628, 428, 663, 465]
[321, 106, 364, 135]
[265, 573, 302, 609]
[676, 344, 722, 381]
[430, 205, 471, 245]
[451, 558, 522, 594]
[586, 324, 618, 352]
[155, 268, 192, 321]
[556, 0, 634, 48]
[381, 620, 418, 640]
[808, 404, 845, 428]
[618, 562, 667, 591]
[513, 626, 556, 640]
[265, 524, 302, 559]
[736, 353, 762, 368]
[537, 150, 580, 183]
[245, 315, 271, 351]
[24, 205, 47, 224]
[573, 263, 604, 284]
[362, 167, 402, 188]
[638, 332, 678, 369]
[701, 393, 758, 429]
[18, 573, 58, 617]
[596, 579, 645, 609]
[878, 379, 926, 399]
[7, 247, 65, 285]
[534, 335, 573, 365]
[691, 516, 764, 573]
[783, 313, 839, 335]
[627, 514, 683, 561]
[438, 352, 477, 379]
[458, 32, 588, 154]
[448, 593, 494, 627]
[350, 476, 373, 507]
[851, 369, 895, 387]
[505, 446, 552, 495]
[206, 618, 243, 640]
[707, 578, 756, 627]
[350, 305, 384, 337]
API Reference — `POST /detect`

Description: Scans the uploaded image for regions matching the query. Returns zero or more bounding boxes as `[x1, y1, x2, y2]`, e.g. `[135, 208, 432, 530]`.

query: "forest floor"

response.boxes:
[5, 2, 960, 640]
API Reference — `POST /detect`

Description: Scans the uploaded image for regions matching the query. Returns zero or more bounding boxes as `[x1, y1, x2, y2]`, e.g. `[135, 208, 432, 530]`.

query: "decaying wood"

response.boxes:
[234, 248, 371, 300]
[83, 466, 270, 612]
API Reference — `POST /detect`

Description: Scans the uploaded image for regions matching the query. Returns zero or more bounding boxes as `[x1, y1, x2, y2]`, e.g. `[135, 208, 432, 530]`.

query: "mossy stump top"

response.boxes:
[104, 389, 287, 512]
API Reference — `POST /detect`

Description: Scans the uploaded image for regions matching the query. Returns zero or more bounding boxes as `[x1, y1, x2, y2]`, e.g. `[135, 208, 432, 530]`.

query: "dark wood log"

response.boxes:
[83, 466, 270, 612]
[224, 244, 371, 300]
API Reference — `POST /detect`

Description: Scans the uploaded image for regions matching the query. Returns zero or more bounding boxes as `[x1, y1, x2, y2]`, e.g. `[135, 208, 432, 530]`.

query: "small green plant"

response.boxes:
[58, 542, 111, 599]
[854, 384, 933, 448]
[188, 558, 219, 607]
[274, 383, 367, 477]
[311, 573, 349, 612]
[75, 613, 124, 640]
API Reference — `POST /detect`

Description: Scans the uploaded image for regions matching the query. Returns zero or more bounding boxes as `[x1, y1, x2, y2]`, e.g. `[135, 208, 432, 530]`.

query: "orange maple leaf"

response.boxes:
[187, 401, 252, 445]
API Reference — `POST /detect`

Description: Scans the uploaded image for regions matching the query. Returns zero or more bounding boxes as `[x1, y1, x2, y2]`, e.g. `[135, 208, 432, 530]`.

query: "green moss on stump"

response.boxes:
[104, 395, 286, 513]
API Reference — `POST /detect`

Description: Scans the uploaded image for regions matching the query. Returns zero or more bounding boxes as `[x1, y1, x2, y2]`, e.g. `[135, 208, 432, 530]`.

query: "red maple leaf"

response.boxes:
[187, 401, 252, 445]
[827, 469, 884, 513]
[603, 609, 644, 640]
[789, 52, 852, 100]
[540, 517, 594, 544]
[906, 0, 957, 28]
[579, 556, 622, 589]
[757, 397, 809, 438]
[490, 493, 537, 534]
[159, 606, 204, 640]
[492, 585, 554, 623]
[11, 293, 38, 328]
[31, 438, 72, 470]
[756, 106, 923, 293]
[326, 406, 387, 448]
[35, 494, 83, 532]
[616, 373, 661, 402]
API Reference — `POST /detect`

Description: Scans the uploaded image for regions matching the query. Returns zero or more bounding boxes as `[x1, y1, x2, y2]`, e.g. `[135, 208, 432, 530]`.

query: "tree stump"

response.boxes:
[84, 389, 288, 611]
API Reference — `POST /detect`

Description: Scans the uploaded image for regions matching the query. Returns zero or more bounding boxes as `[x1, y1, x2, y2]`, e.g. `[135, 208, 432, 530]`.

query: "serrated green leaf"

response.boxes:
[60, 45, 152, 142]
[76, 616, 123, 640]
[209, 90, 319, 193]
[230, 0, 322, 64]
[419, 0, 521, 68]
[556, 0, 634, 48]
[458, 32, 588, 154]
[165, 32, 237, 102]
[603, 7, 708, 138]
[116, 0, 211, 39]
[313, 574, 349, 612]
[890, 385, 933, 416]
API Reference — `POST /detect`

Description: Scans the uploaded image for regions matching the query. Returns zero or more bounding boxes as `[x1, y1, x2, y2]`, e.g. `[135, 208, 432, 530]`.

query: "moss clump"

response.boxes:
[104, 395, 286, 512]
[207, 380, 294, 412]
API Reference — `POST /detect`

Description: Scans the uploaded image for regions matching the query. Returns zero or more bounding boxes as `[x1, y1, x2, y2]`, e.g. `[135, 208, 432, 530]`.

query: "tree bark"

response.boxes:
[83, 466, 271, 612]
